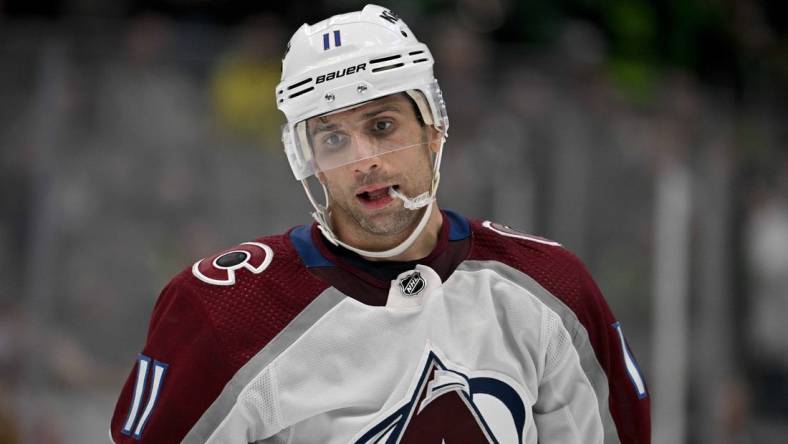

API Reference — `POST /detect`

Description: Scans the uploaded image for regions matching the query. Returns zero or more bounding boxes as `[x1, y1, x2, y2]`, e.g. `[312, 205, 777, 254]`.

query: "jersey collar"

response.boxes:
[288, 209, 470, 271]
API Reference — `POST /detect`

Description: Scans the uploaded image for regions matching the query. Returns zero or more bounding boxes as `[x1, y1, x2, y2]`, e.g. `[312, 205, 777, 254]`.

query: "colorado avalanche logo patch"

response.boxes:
[354, 348, 527, 443]
[192, 242, 273, 286]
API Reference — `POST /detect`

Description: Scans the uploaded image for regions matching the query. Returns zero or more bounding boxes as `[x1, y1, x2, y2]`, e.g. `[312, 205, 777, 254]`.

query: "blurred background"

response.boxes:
[0, 0, 786, 442]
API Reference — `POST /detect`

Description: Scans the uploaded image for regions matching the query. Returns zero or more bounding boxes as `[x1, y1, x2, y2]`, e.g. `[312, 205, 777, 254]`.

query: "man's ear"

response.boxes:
[317, 172, 327, 184]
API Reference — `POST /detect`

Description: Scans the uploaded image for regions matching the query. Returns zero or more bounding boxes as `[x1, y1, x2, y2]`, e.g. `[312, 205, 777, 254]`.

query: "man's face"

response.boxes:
[307, 93, 438, 237]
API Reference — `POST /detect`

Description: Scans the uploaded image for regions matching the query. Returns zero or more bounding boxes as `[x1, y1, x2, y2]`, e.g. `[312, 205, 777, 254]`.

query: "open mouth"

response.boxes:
[357, 184, 398, 208]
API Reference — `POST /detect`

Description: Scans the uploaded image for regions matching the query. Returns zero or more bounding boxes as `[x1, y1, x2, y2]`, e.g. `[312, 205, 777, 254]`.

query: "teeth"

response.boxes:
[368, 188, 388, 199]
[358, 186, 397, 202]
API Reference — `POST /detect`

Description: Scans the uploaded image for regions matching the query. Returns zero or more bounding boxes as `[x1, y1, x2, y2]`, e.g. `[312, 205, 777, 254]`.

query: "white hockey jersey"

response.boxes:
[111, 210, 650, 443]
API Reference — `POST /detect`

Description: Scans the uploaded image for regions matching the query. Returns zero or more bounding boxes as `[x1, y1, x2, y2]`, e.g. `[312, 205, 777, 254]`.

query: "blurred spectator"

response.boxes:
[745, 156, 788, 442]
[429, 15, 496, 217]
[211, 15, 286, 146]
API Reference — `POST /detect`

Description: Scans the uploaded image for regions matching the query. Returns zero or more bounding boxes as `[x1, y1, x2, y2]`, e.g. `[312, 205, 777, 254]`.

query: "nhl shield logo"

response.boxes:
[399, 271, 425, 296]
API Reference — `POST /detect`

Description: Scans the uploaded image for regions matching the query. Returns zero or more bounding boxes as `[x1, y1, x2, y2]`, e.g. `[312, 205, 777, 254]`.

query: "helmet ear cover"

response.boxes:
[403, 91, 427, 126]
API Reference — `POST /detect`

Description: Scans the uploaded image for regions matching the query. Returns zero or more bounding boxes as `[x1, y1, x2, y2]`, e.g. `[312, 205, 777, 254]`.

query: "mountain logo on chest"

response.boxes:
[353, 347, 527, 443]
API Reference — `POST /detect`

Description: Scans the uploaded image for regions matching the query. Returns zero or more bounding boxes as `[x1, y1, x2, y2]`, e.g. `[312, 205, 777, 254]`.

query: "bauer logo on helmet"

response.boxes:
[315, 63, 367, 84]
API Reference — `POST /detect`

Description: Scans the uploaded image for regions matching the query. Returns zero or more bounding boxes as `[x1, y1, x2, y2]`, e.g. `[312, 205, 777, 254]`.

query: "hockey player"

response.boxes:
[111, 5, 650, 443]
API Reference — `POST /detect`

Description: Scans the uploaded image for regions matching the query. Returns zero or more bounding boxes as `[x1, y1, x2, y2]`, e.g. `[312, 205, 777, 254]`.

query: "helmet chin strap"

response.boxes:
[304, 137, 445, 259]
[388, 186, 432, 210]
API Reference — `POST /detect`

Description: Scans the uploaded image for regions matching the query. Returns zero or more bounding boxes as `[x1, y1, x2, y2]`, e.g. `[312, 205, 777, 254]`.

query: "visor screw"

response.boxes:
[324, 93, 335, 102]
[357, 85, 368, 94]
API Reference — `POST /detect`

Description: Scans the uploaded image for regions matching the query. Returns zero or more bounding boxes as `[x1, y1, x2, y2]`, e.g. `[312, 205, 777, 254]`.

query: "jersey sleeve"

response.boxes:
[468, 219, 651, 442]
[110, 274, 235, 443]
[558, 253, 651, 443]
[532, 303, 605, 442]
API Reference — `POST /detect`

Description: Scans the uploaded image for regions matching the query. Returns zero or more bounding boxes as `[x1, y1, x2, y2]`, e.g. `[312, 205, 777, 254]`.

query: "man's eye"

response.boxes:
[372, 120, 393, 132]
[322, 133, 345, 147]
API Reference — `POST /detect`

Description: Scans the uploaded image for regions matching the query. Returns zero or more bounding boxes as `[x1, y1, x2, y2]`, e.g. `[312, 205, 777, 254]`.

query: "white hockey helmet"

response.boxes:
[276, 4, 449, 258]
[276, 4, 448, 180]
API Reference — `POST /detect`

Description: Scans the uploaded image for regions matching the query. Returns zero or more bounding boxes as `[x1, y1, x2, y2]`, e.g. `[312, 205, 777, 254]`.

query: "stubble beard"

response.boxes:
[328, 149, 433, 240]
[329, 178, 424, 238]
[352, 198, 419, 235]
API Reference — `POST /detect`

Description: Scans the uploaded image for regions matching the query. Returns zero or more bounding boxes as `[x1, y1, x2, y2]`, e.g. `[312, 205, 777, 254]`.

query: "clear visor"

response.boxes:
[285, 89, 445, 180]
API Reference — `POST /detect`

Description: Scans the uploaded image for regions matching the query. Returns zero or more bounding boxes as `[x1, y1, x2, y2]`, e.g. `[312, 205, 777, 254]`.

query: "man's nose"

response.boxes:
[353, 154, 379, 174]
[351, 133, 380, 158]
[351, 135, 381, 173]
